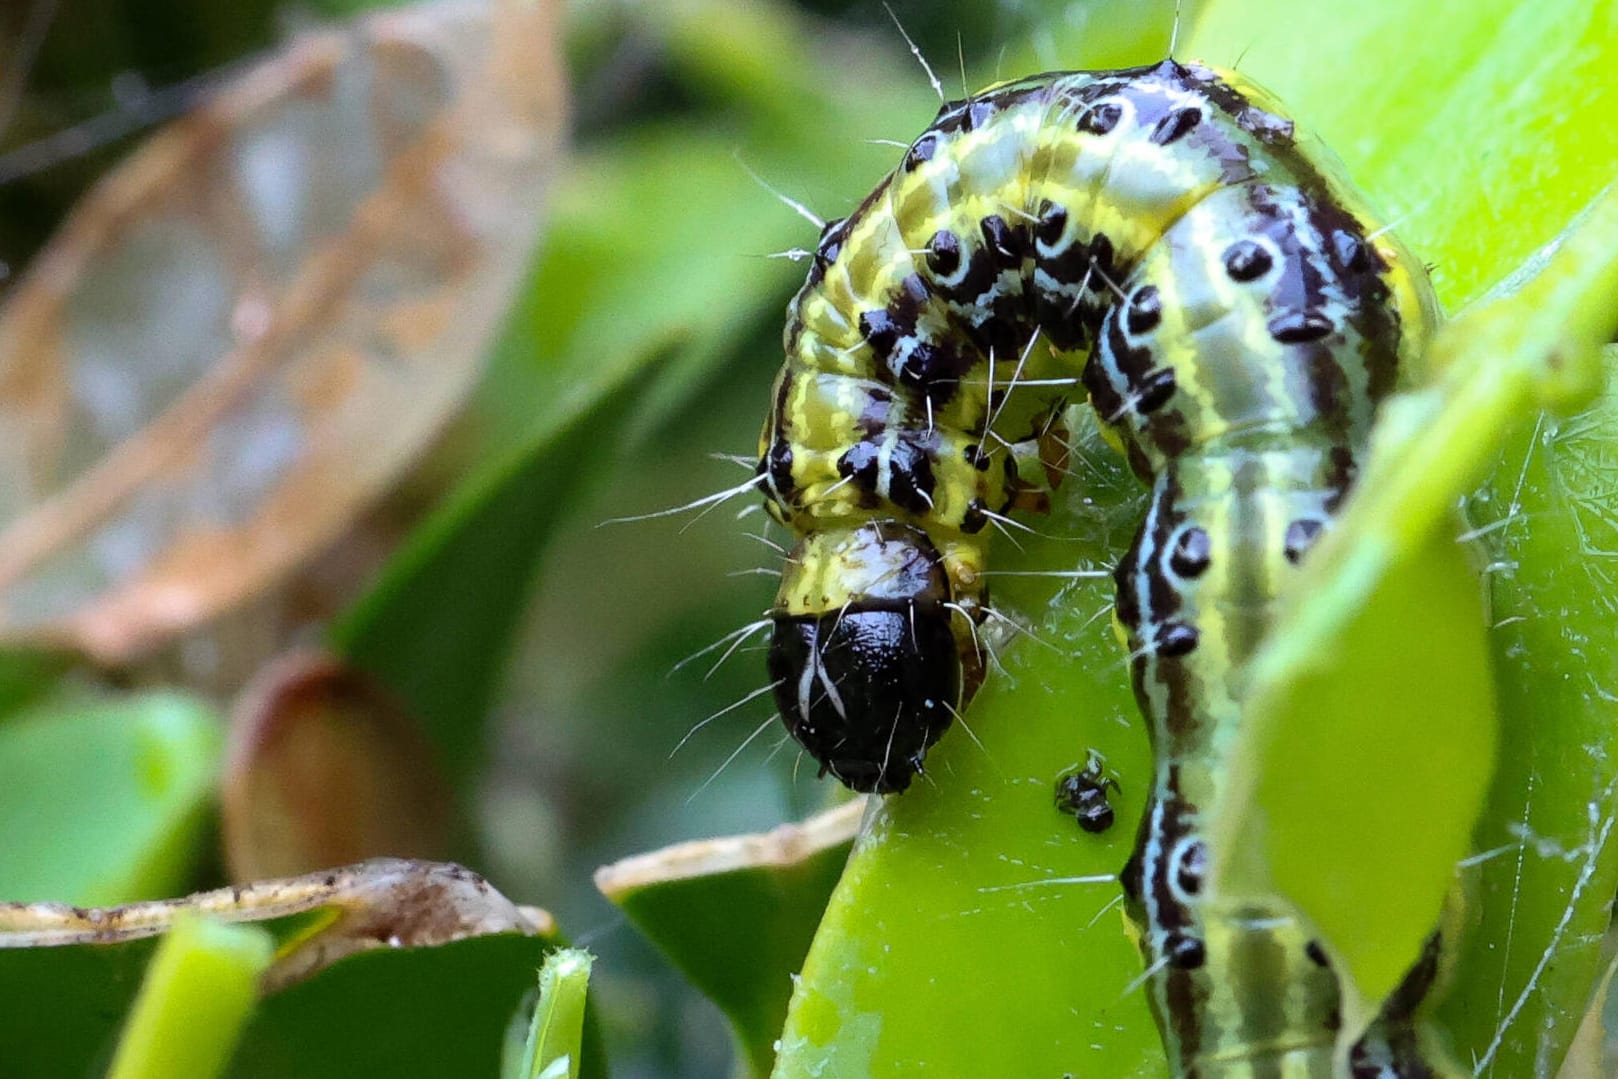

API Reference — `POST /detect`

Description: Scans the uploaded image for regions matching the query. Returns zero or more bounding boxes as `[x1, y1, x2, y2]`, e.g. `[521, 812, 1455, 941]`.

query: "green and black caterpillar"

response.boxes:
[754, 57, 1462, 1077]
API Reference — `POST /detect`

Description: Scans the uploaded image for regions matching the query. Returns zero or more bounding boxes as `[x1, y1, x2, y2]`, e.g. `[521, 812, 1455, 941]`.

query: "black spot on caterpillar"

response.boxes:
[753, 56, 1455, 1076]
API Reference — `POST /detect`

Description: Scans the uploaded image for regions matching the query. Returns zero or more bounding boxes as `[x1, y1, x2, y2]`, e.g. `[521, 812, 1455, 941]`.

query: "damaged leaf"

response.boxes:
[0, 0, 566, 664]
[0, 859, 562, 1077]
[0, 857, 553, 989]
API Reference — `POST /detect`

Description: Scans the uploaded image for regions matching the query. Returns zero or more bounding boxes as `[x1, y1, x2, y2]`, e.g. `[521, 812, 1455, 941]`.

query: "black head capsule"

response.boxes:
[767, 522, 967, 794]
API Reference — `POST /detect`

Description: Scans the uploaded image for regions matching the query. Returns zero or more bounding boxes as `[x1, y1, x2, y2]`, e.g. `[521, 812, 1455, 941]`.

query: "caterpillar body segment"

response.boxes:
[1115, 456, 1348, 1079]
[754, 57, 1455, 1074]
[1102, 176, 1444, 1077]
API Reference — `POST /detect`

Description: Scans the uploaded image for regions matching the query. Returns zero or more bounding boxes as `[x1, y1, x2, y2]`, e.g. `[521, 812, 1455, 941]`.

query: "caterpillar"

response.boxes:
[753, 57, 1462, 1076]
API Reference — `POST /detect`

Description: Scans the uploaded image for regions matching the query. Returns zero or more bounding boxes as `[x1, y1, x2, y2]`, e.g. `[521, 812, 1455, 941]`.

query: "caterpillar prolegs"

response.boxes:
[753, 58, 1464, 1076]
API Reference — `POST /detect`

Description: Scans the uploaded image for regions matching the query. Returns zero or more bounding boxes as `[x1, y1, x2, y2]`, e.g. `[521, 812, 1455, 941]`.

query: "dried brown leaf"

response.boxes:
[594, 797, 866, 899]
[0, 857, 554, 991]
[0, 0, 566, 663]
[221, 648, 454, 883]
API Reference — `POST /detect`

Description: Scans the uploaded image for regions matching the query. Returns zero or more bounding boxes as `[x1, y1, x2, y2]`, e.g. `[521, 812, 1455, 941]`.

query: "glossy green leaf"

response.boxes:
[0, 691, 221, 904]
[107, 915, 273, 1079]
[598, 800, 862, 1077]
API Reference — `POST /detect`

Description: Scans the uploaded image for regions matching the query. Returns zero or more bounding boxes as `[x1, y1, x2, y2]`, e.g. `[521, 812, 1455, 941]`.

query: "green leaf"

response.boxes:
[0, 648, 71, 722]
[107, 915, 273, 1079]
[598, 801, 862, 1077]
[0, 932, 159, 1076]
[472, 134, 804, 452]
[1439, 345, 1618, 1074]
[0, 930, 556, 1079]
[0, 691, 221, 904]
[1213, 525, 1494, 1010]
[509, 948, 595, 1079]
[234, 934, 556, 1078]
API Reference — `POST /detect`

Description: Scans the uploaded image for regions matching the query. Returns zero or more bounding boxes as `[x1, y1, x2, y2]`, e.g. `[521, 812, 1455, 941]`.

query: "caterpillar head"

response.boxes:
[767, 521, 978, 794]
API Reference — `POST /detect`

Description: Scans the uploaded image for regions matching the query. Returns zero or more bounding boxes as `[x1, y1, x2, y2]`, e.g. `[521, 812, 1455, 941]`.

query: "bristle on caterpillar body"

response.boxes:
[753, 57, 1463, 1075]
